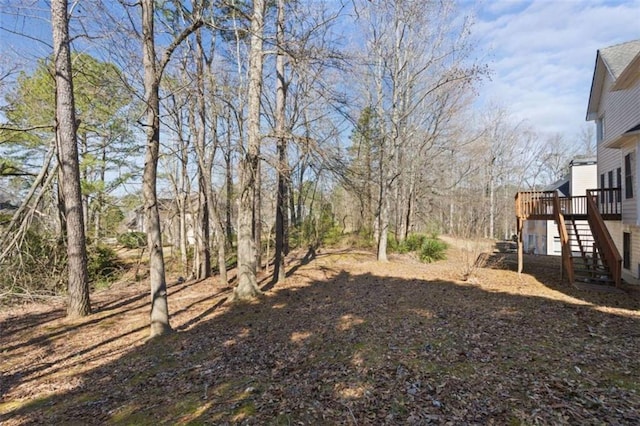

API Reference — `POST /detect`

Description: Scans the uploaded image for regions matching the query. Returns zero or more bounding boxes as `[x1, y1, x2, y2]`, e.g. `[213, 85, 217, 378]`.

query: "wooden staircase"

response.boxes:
[515, 189, 622, 288]
[566, 219, 615, 285]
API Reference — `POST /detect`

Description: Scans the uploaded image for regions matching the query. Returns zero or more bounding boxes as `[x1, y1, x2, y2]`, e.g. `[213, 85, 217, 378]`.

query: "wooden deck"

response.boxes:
[515, 189, 622, 288]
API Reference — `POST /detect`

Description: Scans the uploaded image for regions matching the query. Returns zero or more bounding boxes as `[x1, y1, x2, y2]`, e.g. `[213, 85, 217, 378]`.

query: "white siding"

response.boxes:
[546, 220, 559, 255]
[616, 223, 640, 284]
[597, 75, 623, 184]
[604, 82, 640, 142]
[570, 163, 597, 195]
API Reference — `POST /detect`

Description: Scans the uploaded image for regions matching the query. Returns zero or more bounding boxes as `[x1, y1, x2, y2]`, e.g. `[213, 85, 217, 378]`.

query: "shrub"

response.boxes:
[419, 238, 448, 263]
[322, 225, 343, 246]
[404, 233, 427, 252]
[1, 231, 126, 300]
[0, 230, 68, 295]
[87, 244, 123, 287]
[117, 231, 146, 249]
[387, 235, 400, 252]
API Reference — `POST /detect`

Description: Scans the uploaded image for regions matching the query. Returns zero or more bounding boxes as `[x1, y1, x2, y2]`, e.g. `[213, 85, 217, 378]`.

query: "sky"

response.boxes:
[467, 0, 640, 140]
[1, 0, 639, 144]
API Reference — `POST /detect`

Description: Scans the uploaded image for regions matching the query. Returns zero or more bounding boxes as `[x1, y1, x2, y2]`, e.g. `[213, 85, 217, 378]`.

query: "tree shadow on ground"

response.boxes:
[2, 257, 639, 425]
[0, 276, 210, 401]
[484, 252, 640, 310]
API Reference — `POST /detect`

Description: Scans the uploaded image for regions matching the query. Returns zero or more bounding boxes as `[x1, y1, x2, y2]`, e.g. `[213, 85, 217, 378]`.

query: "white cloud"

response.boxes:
[469, 0, 640, 140]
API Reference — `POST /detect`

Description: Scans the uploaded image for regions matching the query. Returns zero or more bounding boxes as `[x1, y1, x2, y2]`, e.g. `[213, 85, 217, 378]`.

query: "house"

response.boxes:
[586, 39, 640, 284]
[513, 40, 640, 288]
[522, 157, 597, 255]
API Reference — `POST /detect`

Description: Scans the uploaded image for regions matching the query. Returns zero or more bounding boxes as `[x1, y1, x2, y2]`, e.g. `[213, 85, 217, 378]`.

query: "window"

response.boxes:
[600, 173, 606, 202]
[623, 232, 631, 270]
[625, 153, 633, 199]
[608, 170, 614, 203]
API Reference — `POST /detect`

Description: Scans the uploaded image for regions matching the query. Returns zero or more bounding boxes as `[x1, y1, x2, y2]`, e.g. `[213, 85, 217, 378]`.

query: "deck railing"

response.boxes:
[589, 188, 621, 217]
[516, 188, 621, 219]
[515, 191, 557, 218]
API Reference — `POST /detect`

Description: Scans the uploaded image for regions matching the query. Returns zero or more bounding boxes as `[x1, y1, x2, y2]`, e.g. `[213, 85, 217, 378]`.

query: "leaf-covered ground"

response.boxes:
[1, 241, 639, 425]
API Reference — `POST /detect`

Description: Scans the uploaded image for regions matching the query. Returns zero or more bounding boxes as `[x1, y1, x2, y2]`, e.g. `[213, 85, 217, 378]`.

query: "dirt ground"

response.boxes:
[1, 240, 639, 425]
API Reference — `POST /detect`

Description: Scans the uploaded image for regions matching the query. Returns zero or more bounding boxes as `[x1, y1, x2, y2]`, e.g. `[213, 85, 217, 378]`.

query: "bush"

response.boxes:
[117, 231, 146, 249]
[0, 230, 68, 295]
[404, 234, 427, 252]
[322, 225, 343, 246]
[87, 244, 123, 287]
[388, 233, 428, 254]
[419, 238, 448, 263]
[1, 231, 126, 299]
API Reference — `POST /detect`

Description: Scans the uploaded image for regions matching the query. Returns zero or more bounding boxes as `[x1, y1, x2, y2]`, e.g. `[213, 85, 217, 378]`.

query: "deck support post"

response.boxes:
[517, 217, 523, 275]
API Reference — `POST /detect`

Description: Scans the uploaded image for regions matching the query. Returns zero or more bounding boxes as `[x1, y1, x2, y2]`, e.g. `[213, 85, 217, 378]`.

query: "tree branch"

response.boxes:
[158, 18, 204, 77]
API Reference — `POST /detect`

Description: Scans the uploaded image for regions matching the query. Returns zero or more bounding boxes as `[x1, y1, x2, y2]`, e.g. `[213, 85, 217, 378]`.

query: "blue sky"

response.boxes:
[467, 0, 640, 140]
[1, 0, 639, 144]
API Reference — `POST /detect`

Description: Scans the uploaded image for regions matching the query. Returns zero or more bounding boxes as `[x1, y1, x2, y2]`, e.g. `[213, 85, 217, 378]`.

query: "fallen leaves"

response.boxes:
[1, 248, 639, 425]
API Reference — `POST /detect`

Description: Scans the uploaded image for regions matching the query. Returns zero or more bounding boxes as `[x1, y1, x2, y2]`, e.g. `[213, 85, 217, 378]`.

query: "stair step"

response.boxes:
[573, 264, 609, 271]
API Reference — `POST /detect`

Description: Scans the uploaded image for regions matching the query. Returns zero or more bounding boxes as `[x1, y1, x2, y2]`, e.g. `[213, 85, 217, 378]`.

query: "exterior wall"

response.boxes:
[617, 222, 640, 284]
[622, 144, 638, 224]
[570, 163, 597, 195]
[547, 220, 561, 255]
[597, 74, 623, 185]
[603, 79, 640, 143]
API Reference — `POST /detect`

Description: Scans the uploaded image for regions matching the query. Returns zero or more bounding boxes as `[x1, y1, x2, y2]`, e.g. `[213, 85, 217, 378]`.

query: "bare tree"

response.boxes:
[51, 0, 91, 317]
[355, 0, 484, 259]
[273, 0, 289, 284]
[235, 0, 266, 300]
[140, 0, 202, 337]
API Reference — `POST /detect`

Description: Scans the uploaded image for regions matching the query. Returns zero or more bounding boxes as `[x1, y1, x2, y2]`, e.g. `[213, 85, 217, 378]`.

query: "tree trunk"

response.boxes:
[255, 160, 262, 273]
[179, 141, 189, 276]
[224, 115, 234, 248]
[51, 0, 91, 318]
[273, 0, 288, 284]
[375, 53, 389, 261]
[289, 180, 297, 227]
[235, 0, 266, 300]
[190, 90, 211, 280]
[79, 132, 89, 236]
[195, 175, 211, 280]
[142, 0, 171, 337]
[489, 162, 495, 239]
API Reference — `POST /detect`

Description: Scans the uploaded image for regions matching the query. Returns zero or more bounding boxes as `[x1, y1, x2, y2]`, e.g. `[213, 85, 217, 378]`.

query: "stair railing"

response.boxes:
[586, 190, 622, 287]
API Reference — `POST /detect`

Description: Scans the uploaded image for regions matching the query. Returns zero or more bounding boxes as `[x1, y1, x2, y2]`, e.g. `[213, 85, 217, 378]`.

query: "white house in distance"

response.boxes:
[587, 39, 640, 284]
[522, 157, 597, 255]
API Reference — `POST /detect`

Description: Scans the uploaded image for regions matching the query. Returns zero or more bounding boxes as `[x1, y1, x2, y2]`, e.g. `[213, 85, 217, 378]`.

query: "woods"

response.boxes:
[1, 2, 592, 325]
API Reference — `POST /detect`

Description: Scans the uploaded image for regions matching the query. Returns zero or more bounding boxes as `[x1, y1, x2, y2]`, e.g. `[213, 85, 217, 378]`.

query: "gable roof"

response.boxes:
[544, 177, 570, 197]
[601, 40, 640, 78]
[586, 40, 640, 121]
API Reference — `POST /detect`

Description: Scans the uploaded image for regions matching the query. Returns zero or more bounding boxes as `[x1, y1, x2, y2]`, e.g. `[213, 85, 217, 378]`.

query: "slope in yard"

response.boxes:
[1, 245, 639, 425]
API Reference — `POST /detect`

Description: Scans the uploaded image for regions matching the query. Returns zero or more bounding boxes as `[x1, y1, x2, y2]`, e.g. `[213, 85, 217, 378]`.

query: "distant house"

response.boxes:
[587, 39, 640, 284]
[522, 158, 597, 255]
